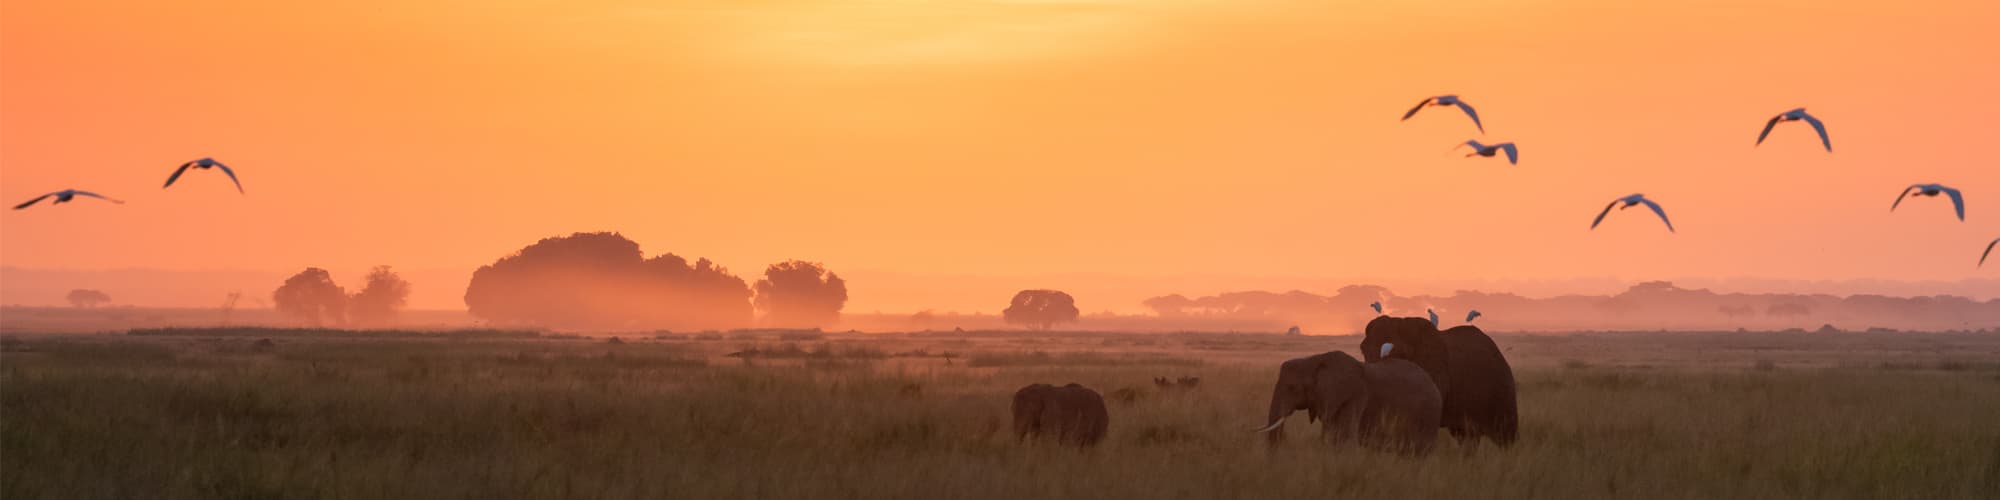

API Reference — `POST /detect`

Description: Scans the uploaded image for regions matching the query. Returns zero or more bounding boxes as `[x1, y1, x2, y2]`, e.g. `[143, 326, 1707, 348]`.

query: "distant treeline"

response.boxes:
[127, 327, 544, 339]
[1144, 281, 2000, 333]
[464, 232, 847, 331]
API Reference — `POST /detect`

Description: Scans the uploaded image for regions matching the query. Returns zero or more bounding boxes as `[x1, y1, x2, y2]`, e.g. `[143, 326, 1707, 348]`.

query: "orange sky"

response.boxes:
[3, 0, 1997, 311]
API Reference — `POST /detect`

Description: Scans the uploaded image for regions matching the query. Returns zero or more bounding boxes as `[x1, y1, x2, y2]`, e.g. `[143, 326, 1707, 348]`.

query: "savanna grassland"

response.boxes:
[4, 329, 1999, 499]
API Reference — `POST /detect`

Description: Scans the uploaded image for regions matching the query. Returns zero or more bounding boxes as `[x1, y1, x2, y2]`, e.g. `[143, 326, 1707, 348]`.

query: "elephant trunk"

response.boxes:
[1262, 393, 1292, 444]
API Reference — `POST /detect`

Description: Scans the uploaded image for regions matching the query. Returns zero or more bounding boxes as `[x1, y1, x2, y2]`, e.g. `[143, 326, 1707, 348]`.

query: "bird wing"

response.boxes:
[1639, 198, 1676, 232]
[1755, 115, 1781, 146]
[1454, 101, 1485, 134]
[1801, 113, 1832, 152]
[12, 193, 53, 210]
[164, 163, 192, 188]
[1499, 143, 1519, 165]
[70, 191, 125, 204]
[215, 163, 245, 194]
[1590, 200, 1620, 229]
[1466, 311, 1481, 322]
[1943, 186, 1965, 221]
[1983, 237, 1999, 267]
[1401, 98, 1433, 121]
[1891, 185, 1919, 211]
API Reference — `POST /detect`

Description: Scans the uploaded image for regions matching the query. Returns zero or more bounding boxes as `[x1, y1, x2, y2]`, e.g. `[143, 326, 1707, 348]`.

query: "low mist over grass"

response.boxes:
[4, 331, 1998, 499]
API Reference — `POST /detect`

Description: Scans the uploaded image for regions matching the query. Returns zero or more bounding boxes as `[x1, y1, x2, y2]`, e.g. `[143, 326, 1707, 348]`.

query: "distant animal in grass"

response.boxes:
[1156, 376, 1201, 391]
[1108, 387, 1145, 405]
[1012, 383, 1108, 447]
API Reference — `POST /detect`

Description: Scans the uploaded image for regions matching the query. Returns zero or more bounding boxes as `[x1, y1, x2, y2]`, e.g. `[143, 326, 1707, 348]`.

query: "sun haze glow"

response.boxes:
[2, 0, 1997, 312]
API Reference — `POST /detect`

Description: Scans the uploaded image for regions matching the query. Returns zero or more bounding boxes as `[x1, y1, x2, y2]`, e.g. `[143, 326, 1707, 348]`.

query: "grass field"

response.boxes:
[4, 330, 1998, 499]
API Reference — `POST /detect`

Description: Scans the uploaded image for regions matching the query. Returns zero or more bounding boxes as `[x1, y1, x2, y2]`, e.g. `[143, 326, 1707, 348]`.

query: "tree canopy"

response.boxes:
[464, 232, 752, 330]
[752, 260, 847, 328]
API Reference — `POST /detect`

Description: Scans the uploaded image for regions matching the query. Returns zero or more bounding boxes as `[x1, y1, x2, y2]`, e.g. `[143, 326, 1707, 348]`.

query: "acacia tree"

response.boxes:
[1003, 289, 1080, 331]
[348, 266, 412, 327]
[752, 260, 847, 328]
[273, 268, 348, 326]
[463, 232, 752, 330]
[66, 289, 111, 308]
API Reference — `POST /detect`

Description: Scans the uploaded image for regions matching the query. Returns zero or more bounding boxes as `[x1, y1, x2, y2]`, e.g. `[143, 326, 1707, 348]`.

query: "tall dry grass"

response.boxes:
[3, 332, 1997, 499]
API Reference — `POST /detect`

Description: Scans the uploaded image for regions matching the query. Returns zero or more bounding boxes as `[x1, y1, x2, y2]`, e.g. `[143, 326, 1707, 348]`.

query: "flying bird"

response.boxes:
[1890, 183, 1965, 221]
[1755, 108, 1831, 152]
[1370, 301, 1383, 315]
[1591, 194, 1676, 233]
[1457, 140, 1519, 165]
[164, 157, 244, 193]
[1466, 310, 1482, 323]
[1981, 237, 1998, 268]
[1401, 95, 1485, 134]
[1427, 309, 1439, 327]
[13, 189, 124, 210]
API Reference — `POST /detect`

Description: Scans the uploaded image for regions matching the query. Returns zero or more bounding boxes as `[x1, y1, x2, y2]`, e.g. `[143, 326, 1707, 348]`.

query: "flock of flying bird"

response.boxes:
[11, 99, 1998, 268]
[13, 157, 243, 209]
[1400, 95, 1998, 267]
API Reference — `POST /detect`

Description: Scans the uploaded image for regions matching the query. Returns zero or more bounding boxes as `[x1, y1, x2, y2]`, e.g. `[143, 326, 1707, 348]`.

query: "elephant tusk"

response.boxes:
[1380, 342, 1395, 358]
[1253, 419, 1285, 433]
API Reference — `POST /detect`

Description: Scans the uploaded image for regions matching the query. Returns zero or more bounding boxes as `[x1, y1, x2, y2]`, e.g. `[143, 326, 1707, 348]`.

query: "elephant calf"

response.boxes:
[1012, 383, 1110, 447]
[1259, 351, 1442, 456]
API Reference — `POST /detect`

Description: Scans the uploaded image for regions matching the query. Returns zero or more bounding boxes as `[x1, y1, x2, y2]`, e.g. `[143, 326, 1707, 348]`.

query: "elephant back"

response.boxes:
[1360, 316, 1453, 395]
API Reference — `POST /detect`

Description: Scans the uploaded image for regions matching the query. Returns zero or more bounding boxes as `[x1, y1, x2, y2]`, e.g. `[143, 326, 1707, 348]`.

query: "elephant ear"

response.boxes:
[1312, 352, 1367, 421]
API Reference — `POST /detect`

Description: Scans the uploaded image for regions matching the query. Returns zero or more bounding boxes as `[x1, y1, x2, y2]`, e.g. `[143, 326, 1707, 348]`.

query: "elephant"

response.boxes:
[1258, 351, 1442, 455]
[1360, 316, 1518, 447]
[1011, 383, 1110, 447]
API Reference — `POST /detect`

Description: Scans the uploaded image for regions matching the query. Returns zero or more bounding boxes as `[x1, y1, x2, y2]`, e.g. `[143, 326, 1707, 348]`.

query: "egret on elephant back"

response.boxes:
[1360, 316, 1519, 447]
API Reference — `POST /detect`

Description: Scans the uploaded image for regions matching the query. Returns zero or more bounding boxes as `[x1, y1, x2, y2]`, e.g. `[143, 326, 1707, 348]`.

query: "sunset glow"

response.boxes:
[4, 0, 1997, 311]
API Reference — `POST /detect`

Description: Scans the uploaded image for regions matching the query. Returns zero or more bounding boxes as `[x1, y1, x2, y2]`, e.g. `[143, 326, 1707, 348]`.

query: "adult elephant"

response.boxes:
[1257, 351, 1442, 455]
[1360, 316, 1518, 447]
[1011, 383, 1109, 447]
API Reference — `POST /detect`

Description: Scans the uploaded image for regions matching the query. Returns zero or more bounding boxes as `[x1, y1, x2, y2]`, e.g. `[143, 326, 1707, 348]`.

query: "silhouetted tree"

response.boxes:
[273, 268, 347, 326]
[752, 260, 847, 328]
[1141, 294, 1194, 316]
[348, 266, 411, 327]
[65, 289, 110, 308]
[463, 232, 752, 330]
[1003, 289, 1080, 330]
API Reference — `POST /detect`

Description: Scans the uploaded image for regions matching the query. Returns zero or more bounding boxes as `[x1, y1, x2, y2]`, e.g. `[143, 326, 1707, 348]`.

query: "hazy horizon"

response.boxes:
[6, 265, 1994, 314]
